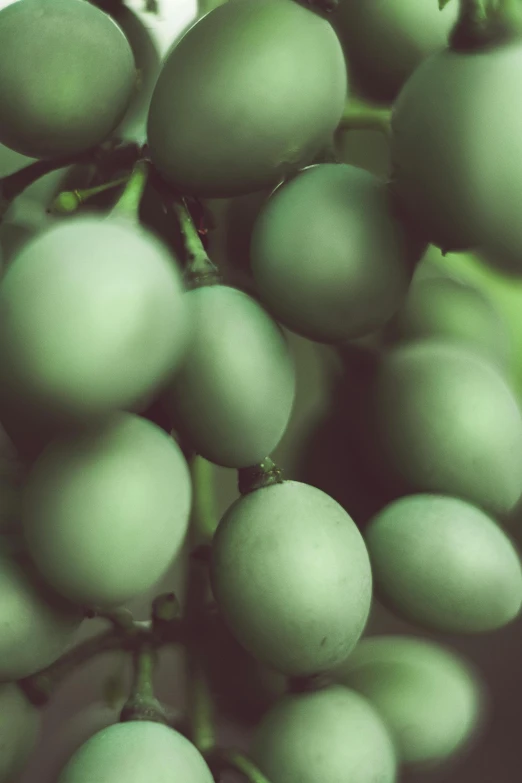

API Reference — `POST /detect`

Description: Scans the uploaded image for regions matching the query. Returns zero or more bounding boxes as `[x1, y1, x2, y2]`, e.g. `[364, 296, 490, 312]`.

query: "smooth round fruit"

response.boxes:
[251, 685, 397, 783]
[0, 215, 190, 421]
[0, 682, 41, 782]
[365, 494, 522, 632]
[383, 274, 510, 369]
[210, 480, 372, 676]
[0, 544, 82, 681]
[56, 721, 214, 783]
[250, 163, 424, 343]
[367, 341, 522, 518]
[0, 0, 136, 158]
[161, 285, 295, 468]
[146, 0, 347, 197]
[389, 39, 522, 260]
[334, 0, 459, 102]
[21, 412, 192, 608]
[332, 635, 484, 766]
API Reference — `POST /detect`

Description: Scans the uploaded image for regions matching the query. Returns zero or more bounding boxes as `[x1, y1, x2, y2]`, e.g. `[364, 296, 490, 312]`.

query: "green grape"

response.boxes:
[56, 721, 214, 783]
[383, 274, 510, 370]
[388, 38, 522, 262]
[366, 340, 522, 518]
[0, 682, 41, 782]
[332, 635, 484, 767]
[146, 0, 347, 197]
[21, 412, 192, 608]
[251, 685, 397, 783]
[0, 0, 136, 159]
[0, 543, 83, 681]
[365, 494, 522, 632]
[0, 215, 190, 422]
[210, 480, 372, 676]
[250, 163, 425, 343]
[333, 0, 459, 103]
[160, 285, 295, 468]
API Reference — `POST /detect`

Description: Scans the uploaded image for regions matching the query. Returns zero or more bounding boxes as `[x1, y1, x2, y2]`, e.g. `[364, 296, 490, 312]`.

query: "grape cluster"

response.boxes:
[0, 0, 520, 782]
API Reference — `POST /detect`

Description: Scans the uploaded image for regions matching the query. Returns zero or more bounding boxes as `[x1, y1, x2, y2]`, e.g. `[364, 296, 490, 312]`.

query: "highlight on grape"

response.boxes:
[0, 0, 520, 782]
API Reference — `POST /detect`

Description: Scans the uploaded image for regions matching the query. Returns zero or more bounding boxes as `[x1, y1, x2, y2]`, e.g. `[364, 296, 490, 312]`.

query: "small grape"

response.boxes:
[0, 682, 41, 783]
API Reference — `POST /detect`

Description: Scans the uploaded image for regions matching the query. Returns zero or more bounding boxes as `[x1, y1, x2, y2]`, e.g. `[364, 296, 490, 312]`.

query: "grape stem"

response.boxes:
[48, 175, 130, 215]
[190, 455, 219, 547]
[108, 156, 149, 223]
[336, 98, 391, 138]
[208, 749, 273, 783]
[171, 197, 222, 289]
[119, 642, 170, 724]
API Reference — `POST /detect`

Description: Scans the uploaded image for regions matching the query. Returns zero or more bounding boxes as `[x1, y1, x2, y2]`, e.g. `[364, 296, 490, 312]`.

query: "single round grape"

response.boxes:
[367, 341, 522, 518]
[210, 480, 372, 676]
[334, 0, 459, 103]
[160, 285, 296, 468]
[0, 682, 41, 782]
[56, 721, 214, 783]
[21, 412, 192, 608]
[250, 163, 424, 343]
[365, 494, 522, 632]
[251, 685, 397, 783]
[0, 0, 136, 158]
[0, 544, 83, 681]
[332, 635, 484, 766]
[383, 274, 510, 369]
[0, 216, 190, 421]
[146, 0, 347, 197]
[389, 39, 522, 262]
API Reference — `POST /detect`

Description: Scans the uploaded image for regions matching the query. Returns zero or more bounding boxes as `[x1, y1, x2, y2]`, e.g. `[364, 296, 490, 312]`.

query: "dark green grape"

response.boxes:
[365, 494, 522, 632]
[160, 285, 295, 468]
[210, 480, 372, 676]
[0, 682, 41, 782]
[366, 340, 522, 518]
[146, 0, 347, 197]
[0, 0, 136, 158]
[250, 163, 425, 343]
[332, 635, 484, 766]
[334, 0, 459, 103]
[251, 685, 397, 783]
[21, 413, 192, 608]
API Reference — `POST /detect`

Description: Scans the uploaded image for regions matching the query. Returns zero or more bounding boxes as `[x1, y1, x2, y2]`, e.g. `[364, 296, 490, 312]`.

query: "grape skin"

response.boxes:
[21, 413, 192, 608]
[0, 0, 136, 158]
[0, 544, 83, 681]
[0, 682, 41, 783]
[365, 494, 522, 632]
[0, 216, 190, 421]
[210, 480, 372, 676]
[56, 721, 214, 783]
[332, 635, 484, 767]
[160, 285, 296, 468]
[251, 685, 397, 783]
[250, 163, 425, 343]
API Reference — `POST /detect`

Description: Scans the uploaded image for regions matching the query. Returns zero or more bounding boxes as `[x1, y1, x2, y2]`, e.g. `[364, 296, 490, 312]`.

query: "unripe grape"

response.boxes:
[146, 0, 347, 197]
[0, 0, 136, 158]
[332, 635, 484, 767]
[21, 413, 192, 608]
[250, 163, 424, 343]
[251, 685, 397, 783]
[367, 341, 522, 518]
[0, 682, 41, 782]
[161, 285, 296, 468]
[0, 216, 190, 421]
[210, 480, 372, 676]
[365, 494, 522, 632]
[56, 721, 214, 783]
[0, 545, 83, 681]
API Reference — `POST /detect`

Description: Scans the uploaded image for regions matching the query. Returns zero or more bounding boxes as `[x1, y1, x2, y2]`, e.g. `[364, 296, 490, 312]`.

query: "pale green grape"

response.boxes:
[0, 216, 190, 421]
[0, 682, 41, 782]
[365, 494, 522, 632]
[0, 0, 136, 158]
[56, 721, 214, 783]
[21, 412, 192, 608]
[0, 544, 83, 681]
[210, 480, 372, 676]
[160, 285, 296, 468]
[332, 635, 484, 766]
[251, 685, 397, 783]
